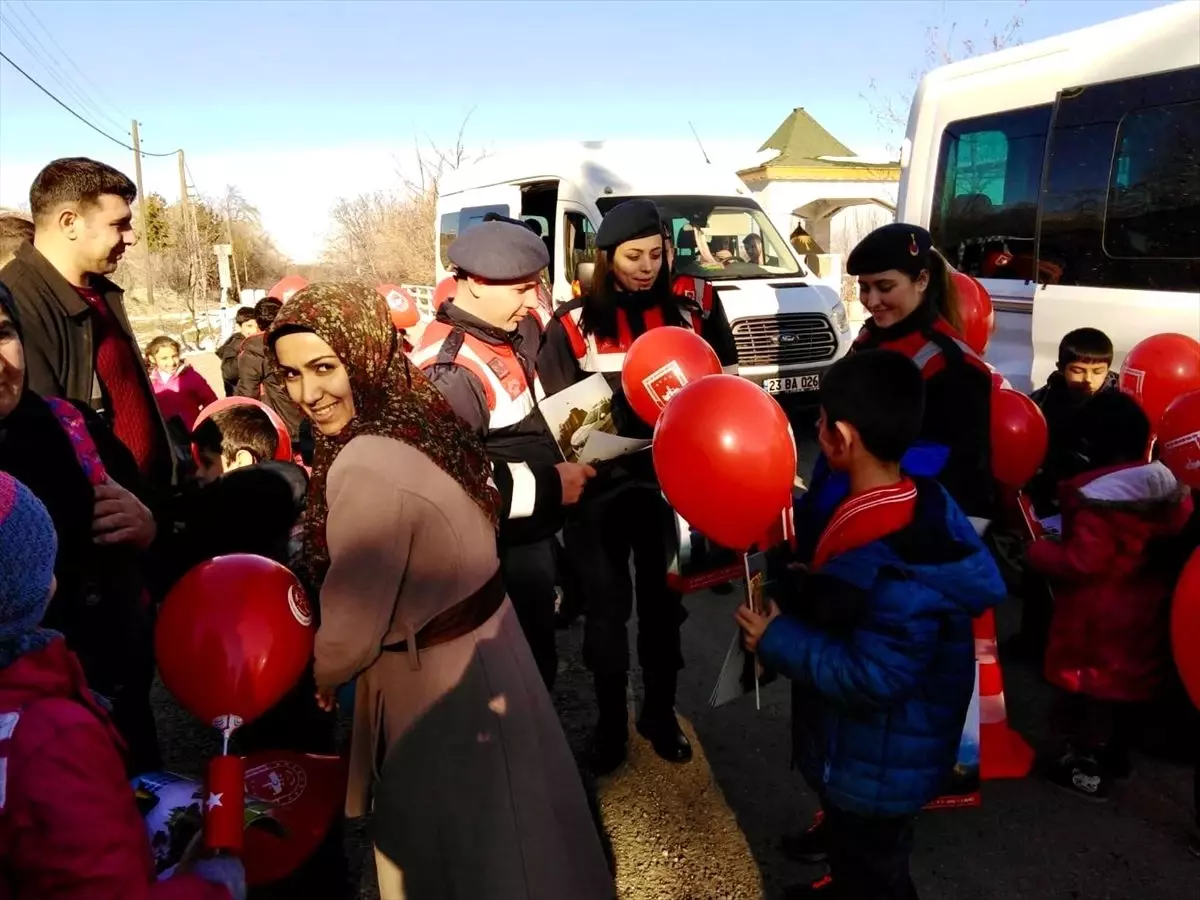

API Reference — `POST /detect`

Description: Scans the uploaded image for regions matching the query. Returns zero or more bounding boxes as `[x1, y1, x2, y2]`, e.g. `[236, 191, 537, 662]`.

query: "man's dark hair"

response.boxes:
[254, 297, 283, 331]
[820, 350, 925, 463]
[192, 405, 278, 463]
[0, 214, 34, 261]
[29, 157, 137, 220]
[1057, 327, 1113, 368]
[1072, 390, 1150, 469]
[234, 306, 257, 327]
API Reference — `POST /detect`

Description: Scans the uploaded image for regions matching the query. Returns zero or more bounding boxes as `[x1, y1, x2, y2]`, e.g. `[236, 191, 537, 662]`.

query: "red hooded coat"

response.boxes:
[0, 638, 229, 900]
[1028, 462, 1193, 702]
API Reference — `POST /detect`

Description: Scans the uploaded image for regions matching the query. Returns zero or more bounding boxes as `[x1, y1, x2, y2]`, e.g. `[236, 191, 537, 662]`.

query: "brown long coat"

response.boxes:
[314, 435, 612, 900]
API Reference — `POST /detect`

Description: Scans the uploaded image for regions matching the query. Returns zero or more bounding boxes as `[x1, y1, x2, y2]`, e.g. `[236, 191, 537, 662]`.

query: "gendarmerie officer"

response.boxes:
[539, 199, 738, 772]
[412, 220, 595, 688]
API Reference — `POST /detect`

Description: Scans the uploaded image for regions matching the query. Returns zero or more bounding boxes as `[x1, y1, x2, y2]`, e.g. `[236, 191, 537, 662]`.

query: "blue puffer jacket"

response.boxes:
[758, 481, 1006, 818]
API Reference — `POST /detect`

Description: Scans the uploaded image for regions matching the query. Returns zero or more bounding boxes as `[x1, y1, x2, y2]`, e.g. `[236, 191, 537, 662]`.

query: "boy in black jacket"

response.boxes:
[1028, 327, 1119, 515]
[215, 306, 259, 396]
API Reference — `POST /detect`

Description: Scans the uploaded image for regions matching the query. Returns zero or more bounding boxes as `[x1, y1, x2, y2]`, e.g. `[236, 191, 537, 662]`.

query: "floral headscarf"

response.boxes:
[269, 283, 499, 587]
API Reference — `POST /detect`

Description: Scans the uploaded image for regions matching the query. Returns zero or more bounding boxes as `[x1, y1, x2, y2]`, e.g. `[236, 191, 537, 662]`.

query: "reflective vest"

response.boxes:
[558, 300, 707, 374]
[411, 321, 546, 430]
[671, 275, 714, 318]
[855, 317, 991, 380]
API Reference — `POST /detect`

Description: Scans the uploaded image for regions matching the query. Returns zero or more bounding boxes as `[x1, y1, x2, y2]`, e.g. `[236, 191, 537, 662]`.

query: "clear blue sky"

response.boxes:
[0, 0, 1178, 259]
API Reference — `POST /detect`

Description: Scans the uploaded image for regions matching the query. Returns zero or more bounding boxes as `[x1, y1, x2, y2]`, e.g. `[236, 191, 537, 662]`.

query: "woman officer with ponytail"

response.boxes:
[539, 199, 737, 774]
[846, 223, 994, 519]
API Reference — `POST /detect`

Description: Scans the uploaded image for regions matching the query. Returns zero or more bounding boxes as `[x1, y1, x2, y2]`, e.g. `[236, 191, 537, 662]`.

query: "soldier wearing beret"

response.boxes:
[411, 221, 596, 689]
[539, 199, 738, 773]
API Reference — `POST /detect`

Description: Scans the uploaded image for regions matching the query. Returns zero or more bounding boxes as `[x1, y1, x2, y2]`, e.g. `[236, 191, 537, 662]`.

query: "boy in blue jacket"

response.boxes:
[737, 350, 1006, 899]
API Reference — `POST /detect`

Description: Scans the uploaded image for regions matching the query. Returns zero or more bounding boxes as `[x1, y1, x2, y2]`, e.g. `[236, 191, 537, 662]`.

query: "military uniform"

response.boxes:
[538, 200, 738, 771]
[413, 222, 564, 687]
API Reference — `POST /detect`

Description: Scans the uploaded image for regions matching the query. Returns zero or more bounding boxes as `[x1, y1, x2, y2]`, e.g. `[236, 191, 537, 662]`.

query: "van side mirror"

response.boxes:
[575, 262, 595, 295]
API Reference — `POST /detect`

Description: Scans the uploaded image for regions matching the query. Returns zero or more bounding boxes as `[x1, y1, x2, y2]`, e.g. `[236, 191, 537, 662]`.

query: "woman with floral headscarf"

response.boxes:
[269, 284, 612, 899]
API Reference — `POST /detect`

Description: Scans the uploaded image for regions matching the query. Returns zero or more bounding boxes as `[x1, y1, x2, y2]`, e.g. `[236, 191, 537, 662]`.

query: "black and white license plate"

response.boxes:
[762, 374, 821, 394]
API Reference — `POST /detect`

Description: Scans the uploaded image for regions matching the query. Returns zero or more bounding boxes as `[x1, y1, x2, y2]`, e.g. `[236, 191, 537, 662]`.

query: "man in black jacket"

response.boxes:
[0, 157, 174, 489]
[411, 220, 595, 687]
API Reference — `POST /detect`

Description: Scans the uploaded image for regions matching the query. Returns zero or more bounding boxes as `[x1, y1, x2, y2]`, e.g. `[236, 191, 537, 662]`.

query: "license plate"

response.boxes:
[762, 374, 820, 394]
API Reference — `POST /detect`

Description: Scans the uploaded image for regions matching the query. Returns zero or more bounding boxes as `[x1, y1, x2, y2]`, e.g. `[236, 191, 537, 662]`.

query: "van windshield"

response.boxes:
[596, 195, 803, 281]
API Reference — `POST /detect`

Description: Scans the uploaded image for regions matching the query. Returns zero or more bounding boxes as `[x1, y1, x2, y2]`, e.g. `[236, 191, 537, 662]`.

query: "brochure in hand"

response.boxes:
[538, 373, 651, 466]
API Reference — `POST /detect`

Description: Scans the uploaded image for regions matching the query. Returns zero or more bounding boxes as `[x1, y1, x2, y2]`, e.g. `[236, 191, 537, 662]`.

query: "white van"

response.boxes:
[435, 142, 852, 399]
[897, 1, 1200, 393]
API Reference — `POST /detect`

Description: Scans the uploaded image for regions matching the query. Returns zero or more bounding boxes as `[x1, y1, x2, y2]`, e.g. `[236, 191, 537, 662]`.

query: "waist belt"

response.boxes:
[381, 568, 505, 654]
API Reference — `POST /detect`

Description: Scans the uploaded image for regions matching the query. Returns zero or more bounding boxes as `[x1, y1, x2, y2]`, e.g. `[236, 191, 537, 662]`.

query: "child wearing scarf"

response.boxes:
[736, 351, 1006, 900]
[0, 472, 244, 900]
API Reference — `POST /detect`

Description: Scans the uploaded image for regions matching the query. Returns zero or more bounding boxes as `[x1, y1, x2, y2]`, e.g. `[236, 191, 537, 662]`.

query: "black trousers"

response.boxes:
[566, 487, 684, 680]
[500, 537, 559, 689]
[825, 804, 919, 900]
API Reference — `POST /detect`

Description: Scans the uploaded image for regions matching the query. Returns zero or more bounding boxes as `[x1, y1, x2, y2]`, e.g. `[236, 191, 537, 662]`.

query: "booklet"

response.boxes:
[709, 551, 778, 710]
[538, 373, 651, 465]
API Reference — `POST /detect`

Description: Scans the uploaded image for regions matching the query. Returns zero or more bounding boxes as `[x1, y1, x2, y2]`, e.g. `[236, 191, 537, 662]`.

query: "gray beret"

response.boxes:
[448, 221, 549, 281]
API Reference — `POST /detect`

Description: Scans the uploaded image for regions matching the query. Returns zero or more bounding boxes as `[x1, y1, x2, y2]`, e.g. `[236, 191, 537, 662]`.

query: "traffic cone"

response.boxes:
[975, 608, 1035, 780]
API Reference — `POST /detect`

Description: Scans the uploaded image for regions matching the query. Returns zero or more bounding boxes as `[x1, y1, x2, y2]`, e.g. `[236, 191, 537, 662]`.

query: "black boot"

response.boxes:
[589, 674, 629, 775]
[637, 670, 692, 764]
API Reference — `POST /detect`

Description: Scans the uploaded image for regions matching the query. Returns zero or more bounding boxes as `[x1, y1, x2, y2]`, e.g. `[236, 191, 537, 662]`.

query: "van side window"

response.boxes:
[930, 105, 1052, 280]
[439, 212, 459, 271]
[1104, 100, 1200, 260]
[563, 213, 597, 284]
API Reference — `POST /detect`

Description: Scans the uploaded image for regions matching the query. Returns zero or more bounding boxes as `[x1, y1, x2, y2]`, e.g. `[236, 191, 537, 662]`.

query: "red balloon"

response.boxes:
[1119, 333, 1200, 430]
[1159, 389, 1200, 489]
[242, 751, 348, 886]
[1171, 549, 1200, 710]
[377, 283, 420, 330]
[156, 555, 314, 729]
[621, 326, 722, 426]
[950, 271, 993, 356]
[653, 375, 796, 551]
[991, 388, 1048, 487]
[269, 275, 309, 303]
[193, 396, 293, 462]
[433, 276, 456, 311]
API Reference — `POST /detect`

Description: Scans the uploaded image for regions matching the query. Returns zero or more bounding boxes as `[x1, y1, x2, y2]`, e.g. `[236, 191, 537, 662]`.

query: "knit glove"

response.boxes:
[190, 857, 247, 900]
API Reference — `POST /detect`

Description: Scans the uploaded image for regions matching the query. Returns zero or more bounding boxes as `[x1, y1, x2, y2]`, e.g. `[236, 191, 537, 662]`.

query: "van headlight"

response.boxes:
[830, 302, 849, 333]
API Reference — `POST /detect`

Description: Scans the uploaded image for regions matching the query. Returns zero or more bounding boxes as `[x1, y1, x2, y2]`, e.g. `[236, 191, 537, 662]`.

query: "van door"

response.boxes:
[928, 103, 1053, 392]
[1032, 66, 1200, 387]
[435, 184, 523, 281]
[556, 201, 598, 306]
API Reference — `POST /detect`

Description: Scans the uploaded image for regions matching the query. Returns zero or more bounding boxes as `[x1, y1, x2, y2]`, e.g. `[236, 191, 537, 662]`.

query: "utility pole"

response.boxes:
[130, 120, 154, 305]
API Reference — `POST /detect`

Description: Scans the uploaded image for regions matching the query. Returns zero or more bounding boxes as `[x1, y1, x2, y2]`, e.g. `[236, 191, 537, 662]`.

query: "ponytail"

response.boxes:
[926, 249, 962, 334]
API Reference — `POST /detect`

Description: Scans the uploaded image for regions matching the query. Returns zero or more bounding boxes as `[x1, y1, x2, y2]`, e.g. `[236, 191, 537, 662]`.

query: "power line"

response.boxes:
[0, 4, 127, 134]
[15, 0, 131, 122]
[0, 49, 179, 156]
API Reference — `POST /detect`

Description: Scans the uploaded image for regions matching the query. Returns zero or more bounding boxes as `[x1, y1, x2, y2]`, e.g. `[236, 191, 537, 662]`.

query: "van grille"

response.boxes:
[732, 314, 839, 367]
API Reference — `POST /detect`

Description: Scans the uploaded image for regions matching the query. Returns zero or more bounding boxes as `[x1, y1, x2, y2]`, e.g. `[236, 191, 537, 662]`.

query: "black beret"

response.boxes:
[846, 223, 933, 279]
[448, 221, 549, 280]
[596, 199, 662, 251]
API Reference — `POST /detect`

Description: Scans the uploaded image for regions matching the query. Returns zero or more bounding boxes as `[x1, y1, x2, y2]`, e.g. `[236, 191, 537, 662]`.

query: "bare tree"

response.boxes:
[864, 1, 1026, 153]
[323, 113, 487, 285]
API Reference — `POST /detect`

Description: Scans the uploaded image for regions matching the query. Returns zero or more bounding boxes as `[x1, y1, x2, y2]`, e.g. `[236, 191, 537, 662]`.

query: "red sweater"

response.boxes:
[0, 639, 229, 900]
[74, 285, 162, 477]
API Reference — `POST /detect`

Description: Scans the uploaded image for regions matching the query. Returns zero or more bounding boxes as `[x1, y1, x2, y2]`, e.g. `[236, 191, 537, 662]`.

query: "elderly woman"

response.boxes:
[268, 284, 612, 900]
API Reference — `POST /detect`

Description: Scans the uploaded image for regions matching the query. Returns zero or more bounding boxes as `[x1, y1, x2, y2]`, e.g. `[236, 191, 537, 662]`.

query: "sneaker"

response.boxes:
[780, 810, 828, 864]
[1047, 753, 1110, 802]
[783, 874, 837, 898]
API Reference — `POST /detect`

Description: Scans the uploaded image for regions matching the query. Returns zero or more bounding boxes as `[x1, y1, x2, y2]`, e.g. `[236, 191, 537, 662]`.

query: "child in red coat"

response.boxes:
[1027, 392, 1193, 801]
[0, 472, 244, 900]
[146, 336, 218, 432]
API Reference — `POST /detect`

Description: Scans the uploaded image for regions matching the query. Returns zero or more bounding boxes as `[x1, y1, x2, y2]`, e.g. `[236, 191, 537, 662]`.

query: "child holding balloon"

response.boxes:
[1027, 391, 1194, 801]
[736, 351, 1006, 899]
[0, 472, 245, 900]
